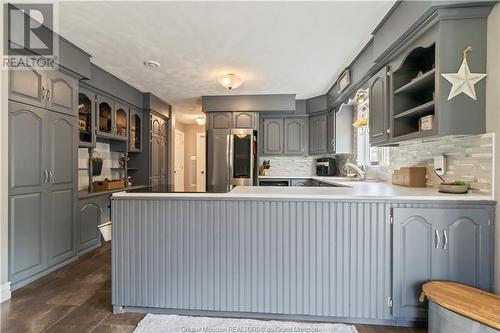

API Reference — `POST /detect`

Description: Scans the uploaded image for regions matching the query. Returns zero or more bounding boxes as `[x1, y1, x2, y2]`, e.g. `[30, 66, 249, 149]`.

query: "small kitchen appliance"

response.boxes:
[315, 157, 338, 176]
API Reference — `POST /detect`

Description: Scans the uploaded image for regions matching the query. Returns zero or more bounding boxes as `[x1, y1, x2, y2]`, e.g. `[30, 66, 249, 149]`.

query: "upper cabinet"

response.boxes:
[78, 87, 95, 148]
[367, 13, 488, 146]
[96, 94, 128, 141]
[369, 66, 390, 145]
[9, 68, 78, 116]
[308, 112, 328, 154]
[233, 112, 257, 129]
[129, 108, 143, 152]
[284, 118, 307, 155]
[262, 118, 283, 155]
[208, 112, 232, 129]
[335, 104, 353, 154]
[114, 103, 129, 140]
[260, 116, 308, 156]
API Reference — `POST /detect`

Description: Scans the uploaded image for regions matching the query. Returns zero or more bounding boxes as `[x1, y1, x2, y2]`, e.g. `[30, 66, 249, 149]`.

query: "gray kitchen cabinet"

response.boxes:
[233, 112, 256, 129]
[160, 138, 168, 186]
[284, 118, 307, 155]
[114, 103, 129, 141]
[8, 101, 77, 289]
[209, 112, 232, 129]
[335, 104, 354, 154]
[150, 135, 162, 186]
[369, 66, 390, 145]
[47, 112, 77, 267]
[8, 102, 48, 285]
[129, 108, 143, 152]
[78, 87, 96, 148]
[9, 68, 78, 116]
[96, 95, 129, 141]
[46, 70, 78, 116]
[393, 208, 492, 320]
[79, 200, 101, 252]
[327, 108, 335, 153]
[309, 112, 328, 154]
[262, 118, 283, 155]
[8, 67, 46, 108]
[97, 95, 114, 138]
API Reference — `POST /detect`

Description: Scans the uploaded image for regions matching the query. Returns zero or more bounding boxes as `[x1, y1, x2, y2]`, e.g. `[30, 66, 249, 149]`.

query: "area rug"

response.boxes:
[134, 314, 358, 333]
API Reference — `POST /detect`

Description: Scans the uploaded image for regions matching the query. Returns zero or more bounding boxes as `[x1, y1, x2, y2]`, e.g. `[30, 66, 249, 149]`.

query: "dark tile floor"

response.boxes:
[0, 242, 427, 333]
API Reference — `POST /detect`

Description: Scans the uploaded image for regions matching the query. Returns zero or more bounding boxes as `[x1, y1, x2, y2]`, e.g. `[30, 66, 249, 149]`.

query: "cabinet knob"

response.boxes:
[41, 87, 46, 100]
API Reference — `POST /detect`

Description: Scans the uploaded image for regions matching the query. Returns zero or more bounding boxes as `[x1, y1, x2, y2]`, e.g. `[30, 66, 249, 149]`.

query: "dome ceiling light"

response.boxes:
[216, 73, 243, 90]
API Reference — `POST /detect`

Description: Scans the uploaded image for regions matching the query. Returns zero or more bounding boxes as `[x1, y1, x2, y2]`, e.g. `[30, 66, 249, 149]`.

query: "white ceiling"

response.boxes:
[59, 1, 396, 124]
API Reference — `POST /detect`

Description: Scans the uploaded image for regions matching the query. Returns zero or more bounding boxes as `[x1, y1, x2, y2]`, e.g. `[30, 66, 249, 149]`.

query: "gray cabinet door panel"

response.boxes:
[9, 193, 45, 281]
[284, 118, 306, 155]
[48, 188, 75, 266]
[151, 136, 161, 179]
[233, 112, 254, 129]
[393, 209, 434, 319]
[79, 202, 100, 248]
[335, 104, 353, 154]
[46, 71, 77, 116]
[210, 113, 232, 129]
[47, 113, 76, 186]
[9, 68, 46, 108]
[160, 138, 168, 186]
[369, 67, 389, 144]
[444, 209, 491, 290]
[327, 109, 335, 153]
[309, 113, 327, 154]
[263, 119, 283, 155]
[8, 103, 46, 193]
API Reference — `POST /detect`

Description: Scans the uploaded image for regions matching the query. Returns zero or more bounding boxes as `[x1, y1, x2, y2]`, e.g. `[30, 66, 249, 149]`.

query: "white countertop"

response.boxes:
[113, 177, 494, 202]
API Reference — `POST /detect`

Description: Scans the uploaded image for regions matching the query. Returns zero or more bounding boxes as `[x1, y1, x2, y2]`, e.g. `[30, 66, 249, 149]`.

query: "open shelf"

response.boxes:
[394, 69, 435, 95]
[394, 100, 435, 119]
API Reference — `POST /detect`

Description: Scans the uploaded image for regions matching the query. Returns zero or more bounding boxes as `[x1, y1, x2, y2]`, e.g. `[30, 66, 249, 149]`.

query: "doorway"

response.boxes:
[174, 130, 184, 191]
[196, 132, 206, 192]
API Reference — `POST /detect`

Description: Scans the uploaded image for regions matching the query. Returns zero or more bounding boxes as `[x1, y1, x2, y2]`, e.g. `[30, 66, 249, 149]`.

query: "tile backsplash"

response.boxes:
[258, 155, 351, 177]
[78, 142, 124, 191]
[367, 133, 494, 193]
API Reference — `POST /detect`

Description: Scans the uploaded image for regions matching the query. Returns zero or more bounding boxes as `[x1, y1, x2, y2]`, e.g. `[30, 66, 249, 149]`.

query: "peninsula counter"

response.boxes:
[111, 183, 495, 326]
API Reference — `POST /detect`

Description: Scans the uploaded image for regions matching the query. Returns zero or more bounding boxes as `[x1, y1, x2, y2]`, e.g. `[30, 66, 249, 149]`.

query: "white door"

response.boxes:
[174, 130, 184, 191]
[196, 132, 206, 192]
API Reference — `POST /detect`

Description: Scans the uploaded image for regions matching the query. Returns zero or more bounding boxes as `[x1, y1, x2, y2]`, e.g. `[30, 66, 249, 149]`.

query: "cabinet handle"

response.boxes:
[41, 87, 46, 100]
[443, 230, 448, 250]
[48, 170, 53, 183]
[43, 170, 48, 183]
[435, 230, 440, 249]
[47, 89, 51, 101]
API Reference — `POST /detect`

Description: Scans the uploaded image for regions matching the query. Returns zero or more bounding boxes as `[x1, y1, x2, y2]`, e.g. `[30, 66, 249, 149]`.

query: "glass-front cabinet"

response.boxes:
[97, 95, 113, 137]
[78, 88, 95, 147]
[95, 94, 128, 141]
[129, 108, 143, 152]
[114, 103, 129, 140]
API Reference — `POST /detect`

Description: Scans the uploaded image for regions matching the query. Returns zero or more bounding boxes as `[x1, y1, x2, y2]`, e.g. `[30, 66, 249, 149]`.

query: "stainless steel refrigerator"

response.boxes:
[207, 129, 257, 192]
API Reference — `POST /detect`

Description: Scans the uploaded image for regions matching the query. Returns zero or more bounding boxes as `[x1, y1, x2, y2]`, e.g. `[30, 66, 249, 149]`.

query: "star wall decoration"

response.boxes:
[441, 47, 487, 101]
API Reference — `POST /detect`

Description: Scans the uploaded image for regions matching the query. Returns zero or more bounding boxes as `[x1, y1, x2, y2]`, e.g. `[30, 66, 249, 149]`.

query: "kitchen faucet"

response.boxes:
[345, 160, 366, 180]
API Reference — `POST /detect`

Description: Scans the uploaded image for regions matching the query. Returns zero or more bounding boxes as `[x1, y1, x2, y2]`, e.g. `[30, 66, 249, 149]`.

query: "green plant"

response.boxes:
[92, 156, 103, 164]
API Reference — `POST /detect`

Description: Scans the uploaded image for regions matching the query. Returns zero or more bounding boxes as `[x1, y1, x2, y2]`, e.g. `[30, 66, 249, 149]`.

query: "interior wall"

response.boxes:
[0, 1, 10, 301]
[486, 3, 500, 293]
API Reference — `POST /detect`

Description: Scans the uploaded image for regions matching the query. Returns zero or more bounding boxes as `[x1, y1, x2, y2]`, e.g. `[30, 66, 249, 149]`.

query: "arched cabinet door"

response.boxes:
[262, 118, 283, 155]
[46, 71, 78, 116]
[284, 118, 305, 155]
[9, 67, 46, 108]
[233, 112, 254, 129]
[445, 209, 491, 290]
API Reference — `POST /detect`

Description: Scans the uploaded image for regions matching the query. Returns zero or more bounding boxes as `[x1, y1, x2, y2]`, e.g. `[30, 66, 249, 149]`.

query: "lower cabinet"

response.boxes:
[392, 207, 492, 320]
[78, 195, 110, 253]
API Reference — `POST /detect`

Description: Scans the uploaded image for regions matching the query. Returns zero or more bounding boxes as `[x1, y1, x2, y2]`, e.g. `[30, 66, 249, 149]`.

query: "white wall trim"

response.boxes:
[0, 282, 11, 303]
